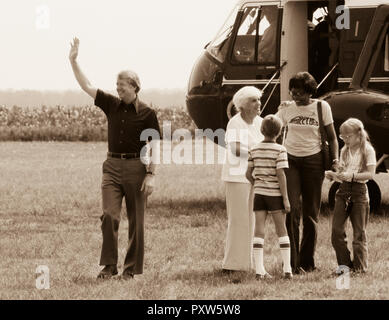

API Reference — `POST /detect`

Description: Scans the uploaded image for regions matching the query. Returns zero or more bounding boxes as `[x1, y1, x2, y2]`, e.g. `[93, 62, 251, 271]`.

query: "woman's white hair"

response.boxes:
[232, 86, 262, 111]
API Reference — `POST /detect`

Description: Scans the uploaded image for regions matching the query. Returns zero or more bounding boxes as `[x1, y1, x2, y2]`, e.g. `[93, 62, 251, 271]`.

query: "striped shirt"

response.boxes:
[248, 142, 288, 196]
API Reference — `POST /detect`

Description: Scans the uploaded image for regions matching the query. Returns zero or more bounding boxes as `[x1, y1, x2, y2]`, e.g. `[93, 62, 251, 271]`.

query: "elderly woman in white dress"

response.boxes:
[221, 86, 264, 272]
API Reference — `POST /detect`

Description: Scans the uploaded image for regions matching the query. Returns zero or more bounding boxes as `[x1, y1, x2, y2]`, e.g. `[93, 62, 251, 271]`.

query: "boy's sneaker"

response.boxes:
[283, 272, 293, 279]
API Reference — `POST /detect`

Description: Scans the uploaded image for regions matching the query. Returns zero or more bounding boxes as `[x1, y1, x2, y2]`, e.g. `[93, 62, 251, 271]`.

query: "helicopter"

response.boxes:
[186, 0, 389, 212]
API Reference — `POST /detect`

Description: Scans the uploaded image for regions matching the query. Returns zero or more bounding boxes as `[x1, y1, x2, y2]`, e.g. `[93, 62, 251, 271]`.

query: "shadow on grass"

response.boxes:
[171, 267, 256, 285]
[320, 201, 389, 217]
[72, 274, 126, 286]
[319, 202, 332, 217]
[148, 198, 226, 213]
[148, 198, 388, 218]
[373, 203, 389, 217]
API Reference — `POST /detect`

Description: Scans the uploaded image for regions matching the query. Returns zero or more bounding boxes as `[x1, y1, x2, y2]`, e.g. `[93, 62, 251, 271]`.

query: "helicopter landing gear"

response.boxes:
[328, 180, 382, 214]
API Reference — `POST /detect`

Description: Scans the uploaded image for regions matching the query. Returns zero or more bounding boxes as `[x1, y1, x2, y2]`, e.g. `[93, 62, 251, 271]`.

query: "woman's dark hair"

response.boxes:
[289, 71, 317, 94]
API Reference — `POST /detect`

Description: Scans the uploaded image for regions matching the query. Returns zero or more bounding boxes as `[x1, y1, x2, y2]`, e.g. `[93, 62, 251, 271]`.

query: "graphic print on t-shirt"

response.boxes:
[289, 116, 319, 127]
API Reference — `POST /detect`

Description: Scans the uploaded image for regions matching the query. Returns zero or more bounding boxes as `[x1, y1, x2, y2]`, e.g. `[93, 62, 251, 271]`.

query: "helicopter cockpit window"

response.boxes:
[232, 7, 258, 63]
[206, 4, 240, 63]
[257, 6, 278, 64]
[309, 7, 332, 82]
[232, 5, 278, 65]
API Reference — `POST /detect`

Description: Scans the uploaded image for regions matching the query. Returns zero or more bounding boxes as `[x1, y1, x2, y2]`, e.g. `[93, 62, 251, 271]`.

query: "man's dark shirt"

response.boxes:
[95, 89, 161, 153]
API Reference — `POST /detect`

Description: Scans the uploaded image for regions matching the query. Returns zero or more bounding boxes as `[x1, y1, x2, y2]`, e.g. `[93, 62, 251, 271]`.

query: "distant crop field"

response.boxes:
[0, 105, 196, 141]
[0, 141, 388, 300]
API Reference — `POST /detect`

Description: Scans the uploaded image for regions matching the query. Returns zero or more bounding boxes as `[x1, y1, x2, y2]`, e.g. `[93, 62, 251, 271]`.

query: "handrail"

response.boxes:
[259, 61, 287, 115]
[262, 61, 287, 92]
[317, 62, 339, 89]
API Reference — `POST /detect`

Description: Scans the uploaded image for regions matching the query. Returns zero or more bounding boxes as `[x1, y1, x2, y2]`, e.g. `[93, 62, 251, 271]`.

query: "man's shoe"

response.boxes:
[97, 265, 118, 279]
[121, 268, 134, 280]
[283, 272, 293, 280]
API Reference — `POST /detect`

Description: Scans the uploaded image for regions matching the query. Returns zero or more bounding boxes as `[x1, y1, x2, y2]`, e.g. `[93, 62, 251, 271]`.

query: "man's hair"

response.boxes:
[261, 114, 282, 138]
[117, 70, 141, 93]
[289, 71, 317, 95]
[232, 86, 262, 111]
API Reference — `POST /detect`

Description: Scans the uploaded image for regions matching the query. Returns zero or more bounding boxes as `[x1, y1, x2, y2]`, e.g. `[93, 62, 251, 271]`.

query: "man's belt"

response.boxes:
[107, 152, 140, 159]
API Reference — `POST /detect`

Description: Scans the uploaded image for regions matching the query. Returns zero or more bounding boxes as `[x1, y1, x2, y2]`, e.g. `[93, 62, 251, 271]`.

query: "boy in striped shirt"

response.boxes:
[246, 115, 292, 279]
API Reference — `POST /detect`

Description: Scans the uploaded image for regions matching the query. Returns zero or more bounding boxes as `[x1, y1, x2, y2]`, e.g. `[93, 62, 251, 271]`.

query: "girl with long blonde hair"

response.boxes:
[327, 118, 376, 274]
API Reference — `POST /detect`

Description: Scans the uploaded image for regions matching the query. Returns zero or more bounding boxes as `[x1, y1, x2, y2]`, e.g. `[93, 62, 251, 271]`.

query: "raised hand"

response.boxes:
[69, 37, 80, 61]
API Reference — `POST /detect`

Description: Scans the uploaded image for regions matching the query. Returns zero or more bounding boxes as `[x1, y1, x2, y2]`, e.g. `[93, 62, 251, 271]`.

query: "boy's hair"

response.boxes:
[261, 114, 283, 138]
[339, 118, 372, 171]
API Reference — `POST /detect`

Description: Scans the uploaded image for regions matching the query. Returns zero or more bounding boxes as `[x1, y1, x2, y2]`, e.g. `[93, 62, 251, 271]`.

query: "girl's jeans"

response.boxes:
[331, 181, 369, 272]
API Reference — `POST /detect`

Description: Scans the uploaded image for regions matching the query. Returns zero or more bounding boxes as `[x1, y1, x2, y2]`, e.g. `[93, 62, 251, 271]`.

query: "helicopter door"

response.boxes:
[224, 4, 281, 80]
[222, 4, 281, 117]
[338, 7, 376, 90]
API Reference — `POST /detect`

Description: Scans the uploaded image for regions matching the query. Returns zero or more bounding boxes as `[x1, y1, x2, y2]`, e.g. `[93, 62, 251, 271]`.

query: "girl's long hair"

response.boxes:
[339, 118, 371, 172]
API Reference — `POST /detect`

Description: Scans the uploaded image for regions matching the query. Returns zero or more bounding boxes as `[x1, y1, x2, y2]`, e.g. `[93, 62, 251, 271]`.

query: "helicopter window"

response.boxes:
[232, 7, 258, 64]
[309, 7, 331, 83]
[231, 5, 279, 65]
[206, 4, 240, 63]
[257, 6, 278, 64]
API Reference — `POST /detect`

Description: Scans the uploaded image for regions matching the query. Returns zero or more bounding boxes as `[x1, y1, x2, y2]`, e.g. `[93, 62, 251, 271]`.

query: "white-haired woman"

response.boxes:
[221, 86, 264, 272]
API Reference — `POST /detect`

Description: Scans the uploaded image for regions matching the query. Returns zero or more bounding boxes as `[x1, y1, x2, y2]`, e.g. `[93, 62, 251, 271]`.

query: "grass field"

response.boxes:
[0, 141, 388, 300]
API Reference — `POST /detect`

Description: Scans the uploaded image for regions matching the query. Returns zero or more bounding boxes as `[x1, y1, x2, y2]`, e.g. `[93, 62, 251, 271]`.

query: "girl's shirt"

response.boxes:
[222, 113, 264, 183]
[340, 144, 376, 183]
[276, 99, 333, 157]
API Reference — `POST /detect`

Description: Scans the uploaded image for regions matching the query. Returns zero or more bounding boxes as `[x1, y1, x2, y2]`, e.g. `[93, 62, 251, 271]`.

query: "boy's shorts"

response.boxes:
[254, 194, 284, 212]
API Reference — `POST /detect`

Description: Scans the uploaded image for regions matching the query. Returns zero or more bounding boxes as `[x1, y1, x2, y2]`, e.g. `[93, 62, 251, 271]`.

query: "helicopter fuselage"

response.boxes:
[186, 0, 389, 154]
[186, 0, 389, 211]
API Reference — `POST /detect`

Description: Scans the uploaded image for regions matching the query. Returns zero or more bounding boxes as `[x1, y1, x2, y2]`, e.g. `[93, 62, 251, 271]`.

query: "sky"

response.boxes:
[0, 0, 238, 91]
